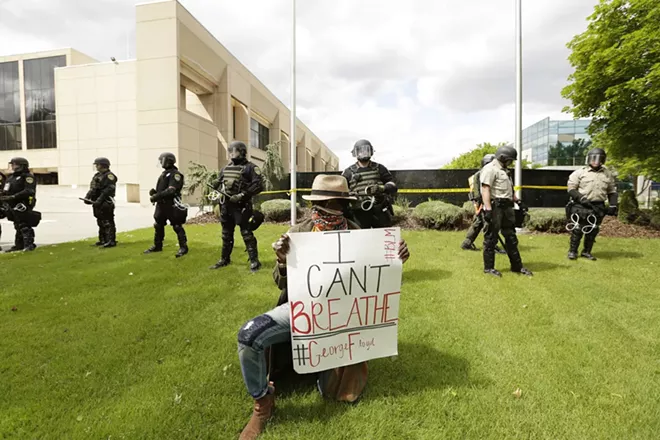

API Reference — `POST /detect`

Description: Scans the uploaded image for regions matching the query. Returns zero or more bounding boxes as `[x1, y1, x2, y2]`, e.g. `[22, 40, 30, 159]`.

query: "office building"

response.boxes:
[521, 117, 592, 167]
[0, 0, 338, 205]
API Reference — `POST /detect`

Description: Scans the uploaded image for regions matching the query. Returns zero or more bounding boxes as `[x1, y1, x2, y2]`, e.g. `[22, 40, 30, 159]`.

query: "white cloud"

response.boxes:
[0, 0, 599, 169]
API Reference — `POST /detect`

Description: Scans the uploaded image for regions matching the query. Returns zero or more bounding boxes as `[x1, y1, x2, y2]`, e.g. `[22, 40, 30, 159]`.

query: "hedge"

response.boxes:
[411, 201, 464, 230]
[392, 205, 408, 225]
[526, 208, 567, 233]
[260, 199, 302, 222]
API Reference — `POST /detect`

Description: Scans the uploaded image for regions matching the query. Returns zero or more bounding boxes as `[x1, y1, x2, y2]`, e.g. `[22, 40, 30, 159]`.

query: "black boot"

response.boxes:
[210, 234, 233, 269]
[21, 227, 36, 252]
[484, 269, 502, 277]
[6, 227, 24, 253]
[103, 221, 117, 248]
[94, 223, 105, 246]
[144, 223, 164, 254]
[495, 245, 507, 255]
[173, 225, 188, 258]
[568, 230, 582, 260]
[243, 232, 261, 272]
[581, 234, 597, 260]
[512, 267, 533, 277]
[461, 239, 478, 251]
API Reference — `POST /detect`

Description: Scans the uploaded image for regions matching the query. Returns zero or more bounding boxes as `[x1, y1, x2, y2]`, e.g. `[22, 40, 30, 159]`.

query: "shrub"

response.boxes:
[261, 199, 302, 222]
[411, 201, 463, 230]
[392, 205, 408, 225]
[461, 200, 477, 221]
[526, 208, 567, 233]
[618, 190, 639, 224]
[651, 198, 660, 229]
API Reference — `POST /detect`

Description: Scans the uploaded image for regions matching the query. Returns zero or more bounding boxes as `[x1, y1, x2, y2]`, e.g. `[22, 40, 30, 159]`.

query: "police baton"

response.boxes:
[79, 197, 94, 204]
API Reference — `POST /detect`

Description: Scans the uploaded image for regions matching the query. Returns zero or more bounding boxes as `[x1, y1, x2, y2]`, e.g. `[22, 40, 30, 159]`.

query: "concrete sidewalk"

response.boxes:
[0, 185, 158, 247]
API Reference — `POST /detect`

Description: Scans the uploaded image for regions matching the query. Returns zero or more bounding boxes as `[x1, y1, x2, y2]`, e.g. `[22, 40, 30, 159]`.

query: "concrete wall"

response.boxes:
[54, 61, 138, 187]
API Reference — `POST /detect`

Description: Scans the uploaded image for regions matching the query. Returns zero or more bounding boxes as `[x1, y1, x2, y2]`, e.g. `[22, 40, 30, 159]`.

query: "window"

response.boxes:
[0, 61, 21, 151]
[232, 106, 236, 139]
[311, 156, 315, 171]
[24, 55, 66, 149]
[250, 118, 269, 151]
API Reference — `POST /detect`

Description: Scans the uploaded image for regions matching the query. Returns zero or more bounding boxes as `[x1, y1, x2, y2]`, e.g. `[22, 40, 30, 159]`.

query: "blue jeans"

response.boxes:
[238, 303, 292, 399]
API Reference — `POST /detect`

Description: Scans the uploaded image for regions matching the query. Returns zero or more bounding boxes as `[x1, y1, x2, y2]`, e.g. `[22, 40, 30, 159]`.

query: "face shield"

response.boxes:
[587, 153, 606, 168]
[353, 144, 373, 161]
[228, 146, 242, 160]
[9, 162, 20, 173]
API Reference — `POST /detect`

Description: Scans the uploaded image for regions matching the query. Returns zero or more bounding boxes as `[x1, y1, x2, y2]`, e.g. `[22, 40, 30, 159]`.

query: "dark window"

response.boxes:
[24, 55, 65, 149]
[0, 61, 22, 151]
[311, 156, 315, 171]
[232, 106, 236, 140]
[250, 118, 269, 151]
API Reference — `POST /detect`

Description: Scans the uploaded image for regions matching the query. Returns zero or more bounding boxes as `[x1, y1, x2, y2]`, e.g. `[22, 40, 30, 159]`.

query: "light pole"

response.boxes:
[514, 0, 523, 200]
[290, 0, 297, 226]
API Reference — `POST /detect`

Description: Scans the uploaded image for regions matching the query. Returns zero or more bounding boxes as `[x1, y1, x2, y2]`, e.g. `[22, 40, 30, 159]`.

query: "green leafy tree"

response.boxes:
[262, 141, 286, 191]
[184, 162, 220, 209]
[561, 0, 660, 180]
[443, 142, 535, 169]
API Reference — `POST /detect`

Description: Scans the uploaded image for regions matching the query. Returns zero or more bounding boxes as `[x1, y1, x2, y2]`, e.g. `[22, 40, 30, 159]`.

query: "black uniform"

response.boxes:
[212, 156, 264, 268]
[342, 161, 397, 229]
[149, 166, 188, 254]
[86, 170, 117, 246]
[2, 170, 38, 251]
[0, 171, 5, 242]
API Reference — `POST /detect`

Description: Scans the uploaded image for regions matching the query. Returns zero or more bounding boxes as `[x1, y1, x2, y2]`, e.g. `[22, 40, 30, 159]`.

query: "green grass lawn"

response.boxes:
[1, 224, 659, 440]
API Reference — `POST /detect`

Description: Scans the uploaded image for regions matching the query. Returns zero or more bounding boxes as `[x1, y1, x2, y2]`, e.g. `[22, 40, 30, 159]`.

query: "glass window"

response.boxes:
[24, 55, 65, 150]
[0, 61, 21, 151]
[311, 156, 315, 171]
[249, 117, 270, 151]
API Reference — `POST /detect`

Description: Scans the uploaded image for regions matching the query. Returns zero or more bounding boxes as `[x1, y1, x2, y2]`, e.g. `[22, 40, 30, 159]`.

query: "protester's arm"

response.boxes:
[272, 233, 291, 289]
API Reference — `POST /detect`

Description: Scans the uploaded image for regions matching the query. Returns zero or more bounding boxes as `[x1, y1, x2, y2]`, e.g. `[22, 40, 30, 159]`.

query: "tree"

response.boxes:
[561, 0, 660, 181]
[262, 141, 286, 191]
[442, 142, 535, 169]
[185, 162, 220, 210]
[548, 139, 592, 166]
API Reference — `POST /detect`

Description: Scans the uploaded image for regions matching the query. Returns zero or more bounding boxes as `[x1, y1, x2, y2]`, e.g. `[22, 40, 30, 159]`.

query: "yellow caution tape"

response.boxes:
[261, 185, 567, 195]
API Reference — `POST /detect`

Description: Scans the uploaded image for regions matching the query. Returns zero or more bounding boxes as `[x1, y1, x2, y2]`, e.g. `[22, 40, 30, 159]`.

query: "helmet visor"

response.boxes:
[353, 144, 373, 159]
[587, 153, 606, 167]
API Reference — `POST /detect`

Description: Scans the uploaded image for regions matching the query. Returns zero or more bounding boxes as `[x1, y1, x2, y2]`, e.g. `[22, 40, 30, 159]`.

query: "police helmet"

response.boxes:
[247, 210, 265, 231]
[93, 157, 111, 168]
[586, 147, 606, 168]
[158, 152, 176, 168]
[9, 157, 29, 172]
[495, 145, 517, 164]
[481, 154, 496, 168]
[352, 139, 374, 161]
[228, 141, 248, 157]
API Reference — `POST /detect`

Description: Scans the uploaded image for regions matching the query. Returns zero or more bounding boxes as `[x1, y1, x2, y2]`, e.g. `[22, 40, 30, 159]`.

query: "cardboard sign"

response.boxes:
[286, 227, 403, 374]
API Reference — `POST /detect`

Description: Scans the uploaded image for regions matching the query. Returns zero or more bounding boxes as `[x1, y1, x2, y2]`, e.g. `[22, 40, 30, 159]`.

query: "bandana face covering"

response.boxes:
[311, 206, 347, 231]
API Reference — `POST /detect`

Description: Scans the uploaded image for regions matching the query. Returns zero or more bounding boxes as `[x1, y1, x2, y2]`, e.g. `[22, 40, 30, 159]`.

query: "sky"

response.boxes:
[0, 0, 599, 170]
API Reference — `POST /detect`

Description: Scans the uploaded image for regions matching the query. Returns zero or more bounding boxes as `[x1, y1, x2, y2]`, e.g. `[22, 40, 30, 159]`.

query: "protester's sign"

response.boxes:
[286, 227, 403, 374]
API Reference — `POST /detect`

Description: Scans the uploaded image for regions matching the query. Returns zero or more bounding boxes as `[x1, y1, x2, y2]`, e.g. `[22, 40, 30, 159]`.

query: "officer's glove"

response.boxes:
[607, 206, 618, 216]
[149, 188, 157, 196]
[482, 208, 493, 223]
[0, 195, 14, 202]
[366, 184, 385, 195]
[93, 199, 103, 207]
[579, 196, 593, 208]
[517, 200, 529, 213]
[229, 193, 244, 203]
[150, 194, 160, 203]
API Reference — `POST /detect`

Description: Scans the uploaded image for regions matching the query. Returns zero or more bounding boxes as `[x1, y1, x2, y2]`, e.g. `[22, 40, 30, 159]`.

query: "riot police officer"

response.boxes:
[0, 157, 38, 252]
[342, 139, 397, 229]
[480, 146, 532, 277]
[84, 157, 117, 248]
[0, 170, 6, 243]
[144, 152, 188, 258]
[566, 148, 618, 260]
[210, 141, 264, 272]
[461, 153, 506, 254]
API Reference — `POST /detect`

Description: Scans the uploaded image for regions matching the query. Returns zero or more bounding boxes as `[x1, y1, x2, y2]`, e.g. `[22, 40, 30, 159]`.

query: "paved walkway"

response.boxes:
[0, 185, 156, 247]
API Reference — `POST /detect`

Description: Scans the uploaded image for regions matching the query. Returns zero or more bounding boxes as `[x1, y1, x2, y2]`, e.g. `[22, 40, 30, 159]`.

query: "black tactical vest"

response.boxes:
[348, 163, 384, 199]
[222, 164, 246, 195]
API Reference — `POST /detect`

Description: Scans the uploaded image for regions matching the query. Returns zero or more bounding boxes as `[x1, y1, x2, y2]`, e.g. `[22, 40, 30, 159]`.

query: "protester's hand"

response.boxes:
[229, 193, 244, 203]
[482, 208, 493, 223]
[398, 239, 410, 264]
[272, 234, 291, 264]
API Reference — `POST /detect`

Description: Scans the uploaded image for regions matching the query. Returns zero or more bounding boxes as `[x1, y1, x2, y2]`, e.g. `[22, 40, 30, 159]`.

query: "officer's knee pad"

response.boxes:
[240, 228, 254, 239]
[172, 224, 184, 233]
[238, 314, 276, 348]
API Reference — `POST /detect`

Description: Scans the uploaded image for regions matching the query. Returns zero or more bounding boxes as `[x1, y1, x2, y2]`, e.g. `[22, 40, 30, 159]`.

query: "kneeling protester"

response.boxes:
[235, 174, 410, 440]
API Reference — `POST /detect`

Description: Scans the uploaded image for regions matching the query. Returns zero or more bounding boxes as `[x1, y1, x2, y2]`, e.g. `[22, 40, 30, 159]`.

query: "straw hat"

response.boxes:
[302, 174, 357, 201]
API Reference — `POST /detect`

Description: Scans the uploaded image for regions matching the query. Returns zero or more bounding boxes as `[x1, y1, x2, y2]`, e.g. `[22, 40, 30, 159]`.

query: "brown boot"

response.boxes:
[239, 384, 275, 440]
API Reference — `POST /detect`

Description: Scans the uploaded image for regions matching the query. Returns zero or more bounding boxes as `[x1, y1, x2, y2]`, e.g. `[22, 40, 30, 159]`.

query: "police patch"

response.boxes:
[254, 166, 262, 175]
[107, 174, 115, 181]
[174, 174, 181, 181]
[26, 177, 34, 184]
